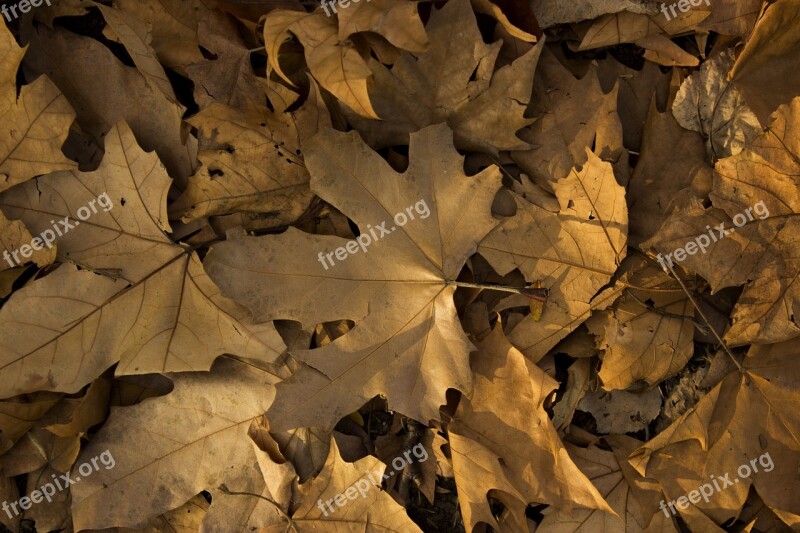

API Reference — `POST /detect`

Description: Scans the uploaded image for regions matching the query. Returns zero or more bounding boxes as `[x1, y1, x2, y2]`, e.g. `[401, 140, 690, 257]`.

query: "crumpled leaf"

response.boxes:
[630, 340, 800, 526]
[673, 49, 761, 160]
[0, 21, 76, 193]
[264, 10, 378, 119]
[344, 0, 544, 153]
[205, 123, 502, 431]
[644, 98, 800, 345]
[588, 256, 695, 390]
[478, 151, 628, 360]
[449, 321, 613, 531]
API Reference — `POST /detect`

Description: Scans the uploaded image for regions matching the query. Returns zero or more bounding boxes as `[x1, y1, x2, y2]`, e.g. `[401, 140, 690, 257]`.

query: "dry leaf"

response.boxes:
[0, 21, 76, 193]
[449, 322, 613, 531]
[478, 152, 628, 360]
[264, 10, 378, 118]
[538, 436, 679, 532]
[71, 358, 281, 530]
[672, 49, 761, 160]
[205, 124, 502, 431]
[630, 340, 800, 525]
[589, 256, 695, 390]
[344, 0, 544, 153]
[730, 0, 800, 125]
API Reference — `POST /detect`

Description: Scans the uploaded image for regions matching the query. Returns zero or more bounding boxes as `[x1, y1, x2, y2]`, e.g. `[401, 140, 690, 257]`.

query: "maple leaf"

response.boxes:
[0, 21, 76, 193]
[170, 102, 314, 226]
[538, 436, 679, 532]
[629, 340, 800, 527]
[205, 123, 502, 431]
[69, 358, 284, 530]
[22, 23, 195, 183]
[511, 49, 624, 183]
[448, 321, 613, 531]
[588, 256, 695, 390]
[0, 122, 285, 398]
[264, 11, 378, 119]
[344, 0, 544, 154]
[644, 98, 800, 345]
[478, 151, 628, 361]
[258, 439, 422, 532]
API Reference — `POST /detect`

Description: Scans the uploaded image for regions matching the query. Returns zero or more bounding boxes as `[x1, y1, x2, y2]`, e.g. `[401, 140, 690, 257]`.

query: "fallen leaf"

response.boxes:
[630, 340, 800, 525]
[538, 436, 679, 532]
[0, 21, 76, 193]
[205, 124, 502, 431]
[344, 0, 544, 153]
[70, 357, 281, 530]
[672, 49, 761, 160]
[478, 152, 628, 360]
[264, 10, 378, 118]
[449, 321, 614, 531]
[730, 0, 800, 125]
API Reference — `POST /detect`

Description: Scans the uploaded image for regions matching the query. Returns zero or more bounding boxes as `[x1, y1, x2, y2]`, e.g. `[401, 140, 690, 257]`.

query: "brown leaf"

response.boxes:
[730, 0, 800, 125]
[478, 152, 628, 360]
[538, 436, 679, 532]
[589, 256, 695, 390]
[630, 340, 800, 525]
[344, 0, 543, 153]
[170, 99, 317, 225]
[71, 357, 281, 530]
[0, 22, 76, 193]
[449, 322, 613, 531]
[205, 124, 502, 431]
[264, 10, 378, 118]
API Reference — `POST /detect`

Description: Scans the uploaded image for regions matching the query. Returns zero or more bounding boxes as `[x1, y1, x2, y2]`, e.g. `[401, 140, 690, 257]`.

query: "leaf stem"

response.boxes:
[218, 484, 297, 532]
[446, 280, 526, 294]
[660, 262, 746, 376]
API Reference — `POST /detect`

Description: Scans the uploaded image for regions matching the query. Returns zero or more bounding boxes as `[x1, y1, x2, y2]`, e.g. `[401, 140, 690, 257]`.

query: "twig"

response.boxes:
[660, 262, 746, 378]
